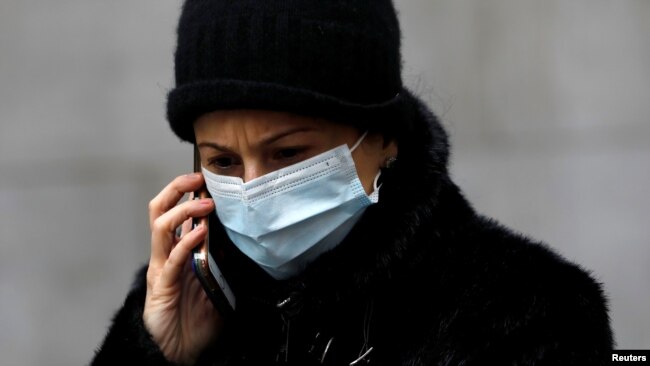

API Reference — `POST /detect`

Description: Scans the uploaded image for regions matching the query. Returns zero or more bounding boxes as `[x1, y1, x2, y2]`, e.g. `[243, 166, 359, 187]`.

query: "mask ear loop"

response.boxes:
[350, 131, 369, 153]
[350, 130, 381, 194]
[373, 170, 382, 191]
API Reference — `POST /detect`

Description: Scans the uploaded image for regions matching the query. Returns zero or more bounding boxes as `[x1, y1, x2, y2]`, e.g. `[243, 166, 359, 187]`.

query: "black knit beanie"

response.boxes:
[167, 0, 406, 143]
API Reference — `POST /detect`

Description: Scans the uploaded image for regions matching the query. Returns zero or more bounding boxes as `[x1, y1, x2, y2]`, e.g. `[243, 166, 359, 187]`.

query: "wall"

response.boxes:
[1, 1, 648, 365]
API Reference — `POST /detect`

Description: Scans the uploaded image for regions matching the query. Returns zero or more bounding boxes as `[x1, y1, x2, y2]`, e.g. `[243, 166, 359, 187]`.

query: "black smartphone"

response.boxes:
[191, 145, 236, 317]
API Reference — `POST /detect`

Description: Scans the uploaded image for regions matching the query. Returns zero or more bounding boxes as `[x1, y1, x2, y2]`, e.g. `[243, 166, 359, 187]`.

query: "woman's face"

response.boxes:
[194, 110, 397, 194]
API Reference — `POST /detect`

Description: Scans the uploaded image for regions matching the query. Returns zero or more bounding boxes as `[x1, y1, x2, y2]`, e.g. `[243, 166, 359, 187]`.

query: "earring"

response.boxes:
[384, 156, 397, 169]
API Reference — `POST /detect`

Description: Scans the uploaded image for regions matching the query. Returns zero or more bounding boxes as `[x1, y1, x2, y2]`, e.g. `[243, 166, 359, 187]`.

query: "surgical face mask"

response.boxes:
[202, 132, 379, 279]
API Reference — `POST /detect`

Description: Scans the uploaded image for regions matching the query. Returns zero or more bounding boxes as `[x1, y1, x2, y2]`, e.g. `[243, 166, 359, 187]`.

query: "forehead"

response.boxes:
[193, 109, 348, 137]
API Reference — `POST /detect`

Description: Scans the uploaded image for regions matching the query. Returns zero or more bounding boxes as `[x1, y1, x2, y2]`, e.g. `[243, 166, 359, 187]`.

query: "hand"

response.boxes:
[143, 173, 223, 365]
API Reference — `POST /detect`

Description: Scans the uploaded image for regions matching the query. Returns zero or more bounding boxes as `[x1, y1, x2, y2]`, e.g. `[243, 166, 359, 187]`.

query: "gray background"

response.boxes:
[1, 1, 648, 365]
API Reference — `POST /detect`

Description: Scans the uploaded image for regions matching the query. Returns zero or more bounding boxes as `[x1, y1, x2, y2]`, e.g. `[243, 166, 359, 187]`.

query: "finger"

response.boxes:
[159, 224, 207, 289]
[150, 198, 214, 265]
[180, 191, 195, 238]
[180, 217, 193, 238]
[148, 173, 205, 229]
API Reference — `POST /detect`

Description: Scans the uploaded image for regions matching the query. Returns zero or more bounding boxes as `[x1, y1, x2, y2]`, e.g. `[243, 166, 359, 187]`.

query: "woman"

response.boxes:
[91, 0, 613, 365]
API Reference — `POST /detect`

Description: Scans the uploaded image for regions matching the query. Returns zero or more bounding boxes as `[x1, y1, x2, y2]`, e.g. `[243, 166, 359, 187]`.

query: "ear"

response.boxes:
[379, 135, 398, 168]
[365, 132, 398, 169]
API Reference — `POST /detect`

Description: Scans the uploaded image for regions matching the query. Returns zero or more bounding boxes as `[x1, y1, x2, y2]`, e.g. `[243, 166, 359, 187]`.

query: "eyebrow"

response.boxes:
[259, 126, 316, 145]
[197, 126, 317, 151]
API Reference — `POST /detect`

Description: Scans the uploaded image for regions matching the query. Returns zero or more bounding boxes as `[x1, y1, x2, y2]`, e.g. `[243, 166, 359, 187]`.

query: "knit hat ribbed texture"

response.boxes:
[167, 0, 405, 143]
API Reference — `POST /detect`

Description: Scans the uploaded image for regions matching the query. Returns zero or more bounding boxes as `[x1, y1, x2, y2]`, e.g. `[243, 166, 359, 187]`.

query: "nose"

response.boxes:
[242, 162, 266, 183]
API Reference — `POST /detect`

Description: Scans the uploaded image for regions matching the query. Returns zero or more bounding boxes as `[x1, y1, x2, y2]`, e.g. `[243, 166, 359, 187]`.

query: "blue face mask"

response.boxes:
[202, 132, 379, 279]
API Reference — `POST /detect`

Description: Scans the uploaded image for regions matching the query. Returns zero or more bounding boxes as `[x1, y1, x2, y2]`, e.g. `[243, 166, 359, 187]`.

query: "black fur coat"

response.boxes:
[91, 92, 614, 365]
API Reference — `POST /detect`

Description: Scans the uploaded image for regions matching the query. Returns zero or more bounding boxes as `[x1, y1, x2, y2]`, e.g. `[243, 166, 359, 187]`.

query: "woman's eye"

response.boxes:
[275, 148, 301, 160]
[209, 156, 237, 169]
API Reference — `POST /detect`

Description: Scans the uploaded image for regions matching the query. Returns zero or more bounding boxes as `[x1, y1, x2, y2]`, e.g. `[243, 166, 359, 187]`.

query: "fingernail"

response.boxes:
[186, 172, 201, 179]
[199, 198, 213, 204]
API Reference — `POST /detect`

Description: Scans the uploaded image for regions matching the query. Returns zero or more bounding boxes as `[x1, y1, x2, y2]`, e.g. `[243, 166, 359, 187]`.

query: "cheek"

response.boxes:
[353, 151, 383, 195]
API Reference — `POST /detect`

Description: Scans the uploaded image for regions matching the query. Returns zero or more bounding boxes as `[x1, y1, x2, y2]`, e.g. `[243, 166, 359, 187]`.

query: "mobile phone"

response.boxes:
[191, 145, 236, 317]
